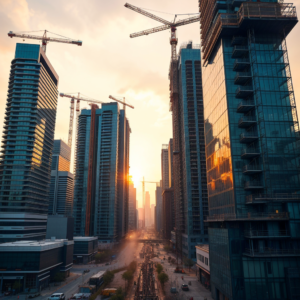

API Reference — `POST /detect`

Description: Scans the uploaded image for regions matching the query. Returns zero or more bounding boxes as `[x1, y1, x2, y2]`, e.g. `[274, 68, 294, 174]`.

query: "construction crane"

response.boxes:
[8, 30, 82, 53]
[109, 95, 134, 111]
[59, 93, 104, 149]
[141, 177, 157, 229]
[124, 3, 200, 61]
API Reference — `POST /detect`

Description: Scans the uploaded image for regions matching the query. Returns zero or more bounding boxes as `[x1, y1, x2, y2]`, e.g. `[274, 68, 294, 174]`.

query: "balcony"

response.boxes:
[206, 212, 289, 222]
[246, 193, 300, 204]
[240, 131, 258, 143]
[236, 86, 254, 98]
[238, 116, 256, 128]
[243, 165, 262, 174]
[234, 58, 250, 71]
[231, 36, 247, 46]
[232, 0, 248, 7]
[241, 148, 260, 159]
[237, 100, 255, 113]
[244, 230, 290, 239]
[232, 45, 249, 58]
[244, 248, 300, 257]
[234, 72, 252, 85]
[244, 180, 263, 190]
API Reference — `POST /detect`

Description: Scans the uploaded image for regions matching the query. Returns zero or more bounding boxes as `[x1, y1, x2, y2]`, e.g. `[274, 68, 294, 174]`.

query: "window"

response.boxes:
[205, 257, 208, 266]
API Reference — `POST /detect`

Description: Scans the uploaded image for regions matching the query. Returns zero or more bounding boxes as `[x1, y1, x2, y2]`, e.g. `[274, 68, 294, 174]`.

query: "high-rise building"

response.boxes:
[170, 42, 208, 259]
[0, 43, 58, 243]
[151, 203, 155, 226]
[138, 207, 144, 229]
[199, 1, 300, 299]
[161, 145, 169, 191]
[168, 139, 174, 188]
[162, 188, 174, 240]
[128, 177, 136, 231]
[155, 181, 163, 234]
[48, 140, 74, 216]
[73, 103, 131, 243]
[145, 191, 151, 227]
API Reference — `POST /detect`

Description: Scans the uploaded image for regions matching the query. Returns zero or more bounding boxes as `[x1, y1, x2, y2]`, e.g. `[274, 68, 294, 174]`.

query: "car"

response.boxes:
[4, 292, 11, 296]
[48, 293, 65, 300]
[83, 269, 90, 273]
[181, 284, 189, 291]
[170, 287, 177, 294]
[105, 262, 111, 265]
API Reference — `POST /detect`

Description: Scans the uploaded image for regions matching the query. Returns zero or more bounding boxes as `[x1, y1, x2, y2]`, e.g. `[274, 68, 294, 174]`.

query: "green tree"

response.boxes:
[12, 281, 22, 293]
[156, 263, 163, 274]
[103, 270, 114, 285]
[128, 261, 137, 273]
[183, 257, 195, 272]
[122, 271, 133, 293]
[109, 287, 125, 300]
[53, 272, 65, 282]
[163, 245, 171, 253]
[158, 272, 169, 288]
[94, 252, 106, 263]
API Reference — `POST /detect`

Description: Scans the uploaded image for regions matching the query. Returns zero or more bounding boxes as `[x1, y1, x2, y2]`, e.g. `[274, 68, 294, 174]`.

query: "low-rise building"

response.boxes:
[0, 239, 73, 293]
[195, 244, 210, 290]
[46, 215, 74, 240]
[73, 237, 98, 264]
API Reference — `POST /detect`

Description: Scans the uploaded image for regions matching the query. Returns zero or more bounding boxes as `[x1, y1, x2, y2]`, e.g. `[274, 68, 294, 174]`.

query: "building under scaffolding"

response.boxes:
[199, 1, 300, 299]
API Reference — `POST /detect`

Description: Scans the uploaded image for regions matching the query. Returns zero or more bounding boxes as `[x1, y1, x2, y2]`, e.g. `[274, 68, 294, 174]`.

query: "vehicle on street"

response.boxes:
[101, 288, 117, 297]
[182, 284, 189, 291]
[170, 287, 177, 293]
[48, 293, 65, 300]
[4, 292, 11, 296]
[174, 267, 185, 273]
[105, 262, 110, 265]
[89, 271, 105, 289]
[28, 293, 40, 298]
[70, 293, 90, 300]
[83, 269, 90, 273]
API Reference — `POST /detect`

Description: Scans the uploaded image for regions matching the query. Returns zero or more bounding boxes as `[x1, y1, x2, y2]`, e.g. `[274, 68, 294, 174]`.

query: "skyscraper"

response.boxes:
[0, 43, 58, 243]
[155, 181, 163, 234]
[151, 203, 155, 226]
[73, 103, 131, 243]
[145, 191, 151, 227]
[161, 145, 169, 191]
[128, 177, 136, 231]
[199, 1, 300, 299]
[168, 139, 174, 188]
[170, 42, 208, 259]
[48, 140, 74, 216]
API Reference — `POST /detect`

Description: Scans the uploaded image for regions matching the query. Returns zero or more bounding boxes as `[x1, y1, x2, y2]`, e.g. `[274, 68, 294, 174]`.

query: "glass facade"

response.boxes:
[200, 1, 300, 299]
[0, 43, 58, 242]
[73, 103, 130, 242]
[174, 43, 208, 259]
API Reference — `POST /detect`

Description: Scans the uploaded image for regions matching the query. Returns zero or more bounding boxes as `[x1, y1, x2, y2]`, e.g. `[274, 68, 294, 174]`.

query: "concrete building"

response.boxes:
[155, 181, 163, 234]
[199, 1, 300, 299]
[162, 188, 174, 240]
[128, 177, 136, 231]
[168, 139, 174, 188]
[48, 140, 74, 216]
[161, 145, 169, 191]
[0, 43, 59, 243]
[73, 236, 98, 264]
[151, 203, 155, 226]
[196, 244, 210, 289]
[73, 103, 131, 243]
[0, 239, 73, 293]
[46, 215, 74, 241]
[170, 42, 208, 260]
[138, 207, 144, 229]
[145, 191, 151, 227]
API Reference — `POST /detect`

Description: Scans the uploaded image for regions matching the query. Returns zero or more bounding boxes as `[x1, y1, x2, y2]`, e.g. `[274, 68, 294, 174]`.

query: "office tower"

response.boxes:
[155, 181, 163, 234]
[73, 103, 131, 243]
[0, 43, 58, 243]
[128, 177, 137, 231]
[199, 1, 300, 299]
[161, 145, 169, 191]
[168, 139, 174, 188]
[138, 207, 144, 229]
[136, 208, 139, 229]
[170, 42, 208, 259]
[162, 188, 174, 240]
[151, 203, 155, 226]
[145, 191, 151, 227]
[48, 140, 74, 216]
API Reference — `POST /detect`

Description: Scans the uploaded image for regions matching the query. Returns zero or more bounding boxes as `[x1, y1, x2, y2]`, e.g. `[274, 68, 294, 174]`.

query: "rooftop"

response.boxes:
[196, 244, 209, 253]
[74, 236, 98, 242]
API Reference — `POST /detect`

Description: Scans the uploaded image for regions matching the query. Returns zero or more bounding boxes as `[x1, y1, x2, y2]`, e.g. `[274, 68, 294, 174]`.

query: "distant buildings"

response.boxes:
[48, 140, 74, 216]
[170, 42, 208, 259]
[145, 191, 151, 227]
[199, 1, 300, 299]
[151, 203, 155, 226]
[0, 43, 58, 243]
[128, 177, 137, 231]
[161, 145, 169, 191]
[168, 139, 173, 188]
[138, 207, 144, 229]
[73, 103, 131, 243]
[155, 181, 162, 234]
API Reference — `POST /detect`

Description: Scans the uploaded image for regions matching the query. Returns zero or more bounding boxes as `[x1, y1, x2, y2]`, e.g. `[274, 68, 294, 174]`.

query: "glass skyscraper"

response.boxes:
[171, 42, 208, 259]
[199, 1, 300, 299]
[48, 139, 74, 216]
[0, 43, 58, 243]
[73, 103, 130, 243]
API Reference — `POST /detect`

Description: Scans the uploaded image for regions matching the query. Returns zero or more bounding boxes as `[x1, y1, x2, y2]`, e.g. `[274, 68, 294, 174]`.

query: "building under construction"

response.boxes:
[73, 102, 131, 243]
[170, 42, 208, 260]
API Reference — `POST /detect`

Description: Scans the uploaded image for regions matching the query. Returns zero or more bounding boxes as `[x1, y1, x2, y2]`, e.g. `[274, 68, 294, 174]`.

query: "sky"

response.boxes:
[1, 0, 300, 208]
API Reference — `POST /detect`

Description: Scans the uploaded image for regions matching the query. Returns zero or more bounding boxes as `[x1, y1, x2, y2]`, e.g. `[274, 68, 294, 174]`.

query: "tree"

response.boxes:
[53, 272, 65, 282]
[183, 257, 195, 272]
[163, 245, 171, 253]
[109, 287, 125, 300]
[94, 252, 106, 263]
[156, 263, 163, 274]
[128, 261, 137, 273]
[122, 271, 133, 293]
[158, 272, 169, 288]
[103, 270, 114, 285]
[12, 281, 22, 293]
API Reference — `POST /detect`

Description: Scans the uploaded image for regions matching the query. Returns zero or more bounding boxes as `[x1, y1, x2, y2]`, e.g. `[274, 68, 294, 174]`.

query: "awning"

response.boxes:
[196, 264, 210, 275]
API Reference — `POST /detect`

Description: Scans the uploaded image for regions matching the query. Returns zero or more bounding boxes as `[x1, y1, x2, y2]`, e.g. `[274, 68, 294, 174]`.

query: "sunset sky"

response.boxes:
[1, 0, 300, 207]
